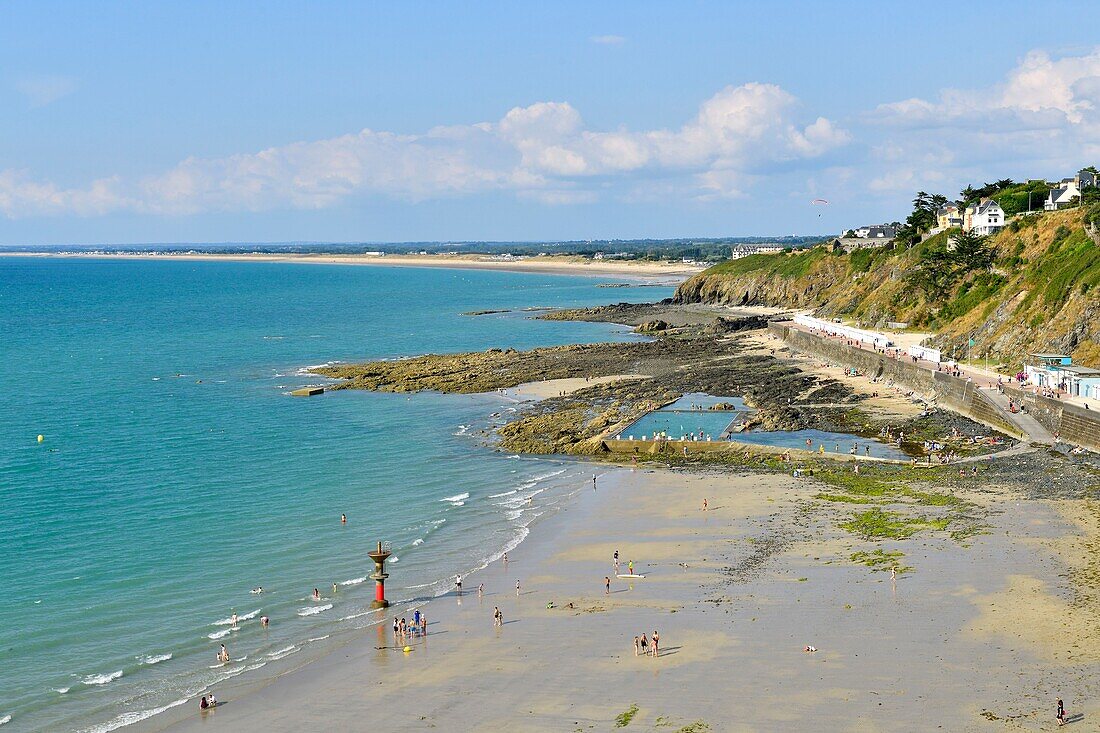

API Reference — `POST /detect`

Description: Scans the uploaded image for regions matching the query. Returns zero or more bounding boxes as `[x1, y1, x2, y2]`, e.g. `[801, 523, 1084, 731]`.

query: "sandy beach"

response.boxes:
[2, 251, 703, 283]
[136, 461, 1100, 732]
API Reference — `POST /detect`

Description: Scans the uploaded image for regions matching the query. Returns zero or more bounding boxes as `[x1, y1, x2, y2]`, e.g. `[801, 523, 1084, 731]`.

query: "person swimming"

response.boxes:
[250, 586, 263, 594]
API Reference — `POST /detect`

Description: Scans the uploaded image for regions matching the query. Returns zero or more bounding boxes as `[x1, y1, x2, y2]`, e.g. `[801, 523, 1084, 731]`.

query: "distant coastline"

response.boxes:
[1, 251, 704, 282]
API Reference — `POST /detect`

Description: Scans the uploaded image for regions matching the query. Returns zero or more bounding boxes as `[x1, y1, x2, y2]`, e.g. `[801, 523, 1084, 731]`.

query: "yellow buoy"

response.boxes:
[402, 646, 411, 653]
[37, 434, 44, 443]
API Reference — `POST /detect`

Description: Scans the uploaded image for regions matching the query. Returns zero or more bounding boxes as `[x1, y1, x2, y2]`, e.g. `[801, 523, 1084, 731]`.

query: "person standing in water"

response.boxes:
[333, 582, 338, 595]
[312, 588, 320, 601]
[341, 513, 347, 524]
[455, 575, 463, 593]
[230, 612, 237, 628]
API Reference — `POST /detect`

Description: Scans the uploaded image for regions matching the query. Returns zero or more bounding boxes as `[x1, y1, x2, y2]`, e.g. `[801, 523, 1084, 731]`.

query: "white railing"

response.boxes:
[793, 314, 894, 349]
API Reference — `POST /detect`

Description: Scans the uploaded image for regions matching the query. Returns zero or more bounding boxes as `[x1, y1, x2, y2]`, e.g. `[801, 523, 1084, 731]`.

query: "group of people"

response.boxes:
[632, 630, 660, 657]
[393, 609, 427, 639]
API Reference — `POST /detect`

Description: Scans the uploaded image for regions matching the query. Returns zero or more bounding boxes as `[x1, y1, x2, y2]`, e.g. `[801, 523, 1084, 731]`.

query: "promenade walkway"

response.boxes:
[782, 322, 1062, 445]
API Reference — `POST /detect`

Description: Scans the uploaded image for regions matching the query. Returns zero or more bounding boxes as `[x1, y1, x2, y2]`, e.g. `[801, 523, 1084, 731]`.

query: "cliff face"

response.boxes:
[675, 209, 1100, 366]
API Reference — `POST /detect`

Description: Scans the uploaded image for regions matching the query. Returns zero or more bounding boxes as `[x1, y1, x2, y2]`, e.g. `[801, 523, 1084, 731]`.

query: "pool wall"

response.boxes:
[600, 438, 910, 464]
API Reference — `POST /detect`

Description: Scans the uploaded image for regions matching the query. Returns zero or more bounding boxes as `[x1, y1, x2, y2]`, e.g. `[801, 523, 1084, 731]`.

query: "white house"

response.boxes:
[1044, 180, 1081, 211]
[729, 244, 785, 259]
[963, 199, 1006, 235]
[851, 224, 896, 239]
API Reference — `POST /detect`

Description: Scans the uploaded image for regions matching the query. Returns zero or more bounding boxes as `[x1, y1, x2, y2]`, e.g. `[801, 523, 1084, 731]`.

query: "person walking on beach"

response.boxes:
[455, 575, 463, 593]
[605, 576, 611, 595]
[628, 560, 634, 575]
[478, 582, 484, 596]
[633, 636, 640, 656]
[1057, 698, 1065, 725]
[420, 613, 427, 636]
[493, 606, 503, 626]
[702, 498, 708, 512]
[515, 579, 521, 596]
[393, 617, 399, 638]
[640, 634, 648, 656]
[652, 630, 659, 658]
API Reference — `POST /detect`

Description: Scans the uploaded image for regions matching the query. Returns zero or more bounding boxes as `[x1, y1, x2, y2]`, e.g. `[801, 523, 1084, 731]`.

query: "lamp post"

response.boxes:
[368, 541, 392, 609]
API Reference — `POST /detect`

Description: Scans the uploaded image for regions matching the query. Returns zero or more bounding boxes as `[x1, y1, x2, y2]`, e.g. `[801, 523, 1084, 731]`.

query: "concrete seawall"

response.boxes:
[767, 322, 1024, 439]
[1004, 385, 1100, 451]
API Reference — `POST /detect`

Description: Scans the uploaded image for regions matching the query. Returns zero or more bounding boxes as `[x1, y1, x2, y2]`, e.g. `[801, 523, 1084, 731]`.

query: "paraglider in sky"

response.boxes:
[811, 198, 829, 217]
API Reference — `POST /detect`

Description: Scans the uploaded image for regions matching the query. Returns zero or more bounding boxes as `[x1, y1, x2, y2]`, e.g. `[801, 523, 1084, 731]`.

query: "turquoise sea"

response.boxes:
[0, 257, 671, 732]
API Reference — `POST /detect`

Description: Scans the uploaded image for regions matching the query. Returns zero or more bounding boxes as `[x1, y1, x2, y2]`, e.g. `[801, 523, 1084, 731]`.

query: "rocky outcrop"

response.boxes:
[635, 319, 668, 333]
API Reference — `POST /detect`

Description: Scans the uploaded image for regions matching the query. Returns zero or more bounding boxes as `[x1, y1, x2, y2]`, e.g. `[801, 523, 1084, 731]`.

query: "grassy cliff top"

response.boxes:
[675, 208, 1100, 366]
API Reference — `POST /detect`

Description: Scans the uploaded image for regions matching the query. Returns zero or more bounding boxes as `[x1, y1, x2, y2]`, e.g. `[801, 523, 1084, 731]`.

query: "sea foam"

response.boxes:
[138, 653, 172, 666]
[82, 670, 123, 686]
[297, 604, 333, 617]
[79, 699, 188, 733]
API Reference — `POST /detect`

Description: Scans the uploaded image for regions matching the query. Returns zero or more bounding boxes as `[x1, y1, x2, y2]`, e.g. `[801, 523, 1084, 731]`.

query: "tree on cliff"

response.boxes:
[950, 230, 995, 270]
[894, 192, 949, 248]
[908, 230, 994, 301]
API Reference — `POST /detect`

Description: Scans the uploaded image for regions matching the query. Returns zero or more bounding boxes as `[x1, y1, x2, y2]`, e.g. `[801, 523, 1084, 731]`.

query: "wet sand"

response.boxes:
[505, 375, 648, 400]
[139, 468, 1100, 732]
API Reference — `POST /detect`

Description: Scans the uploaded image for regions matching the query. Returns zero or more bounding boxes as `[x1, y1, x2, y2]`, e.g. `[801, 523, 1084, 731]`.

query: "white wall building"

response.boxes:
[963, 199, 1006, 236]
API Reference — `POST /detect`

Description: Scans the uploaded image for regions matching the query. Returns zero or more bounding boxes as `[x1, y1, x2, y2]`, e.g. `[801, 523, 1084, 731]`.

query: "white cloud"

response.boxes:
[14, 75, 77, 108]
[862, 47, 1100, 201]
[871, 48, 1100, 136]
[590, 35, 625, 45]
[0, 83, 847, 218]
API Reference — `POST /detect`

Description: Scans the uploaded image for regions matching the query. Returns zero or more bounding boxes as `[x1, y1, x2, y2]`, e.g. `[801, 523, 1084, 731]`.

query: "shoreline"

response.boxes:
[0, 251, 703, 283]
[135, 460, 1100, 732]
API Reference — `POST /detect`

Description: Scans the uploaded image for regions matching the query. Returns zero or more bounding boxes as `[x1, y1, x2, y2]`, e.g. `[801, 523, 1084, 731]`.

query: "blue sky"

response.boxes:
[4, 1, 1100, 245]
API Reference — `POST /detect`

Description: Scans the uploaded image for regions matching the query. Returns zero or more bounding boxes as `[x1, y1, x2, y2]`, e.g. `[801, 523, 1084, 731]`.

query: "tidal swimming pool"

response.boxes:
[618, 392, 908, 460]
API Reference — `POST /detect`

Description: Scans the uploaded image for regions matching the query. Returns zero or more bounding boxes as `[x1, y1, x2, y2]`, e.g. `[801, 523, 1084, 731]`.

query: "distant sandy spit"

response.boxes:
[2, 251, 704, 281]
